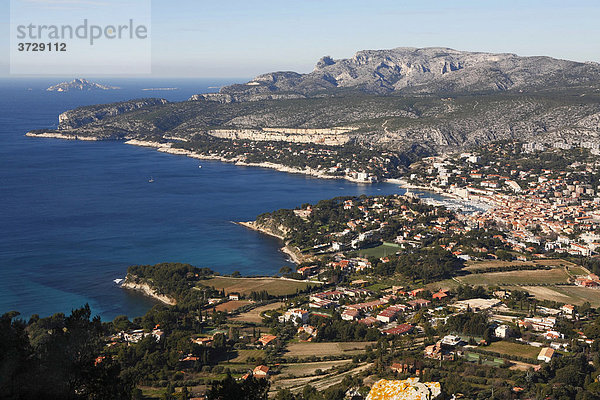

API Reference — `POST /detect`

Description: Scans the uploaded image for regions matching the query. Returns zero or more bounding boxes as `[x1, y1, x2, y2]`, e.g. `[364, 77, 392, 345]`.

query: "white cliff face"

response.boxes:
[207, 127, 354, 145]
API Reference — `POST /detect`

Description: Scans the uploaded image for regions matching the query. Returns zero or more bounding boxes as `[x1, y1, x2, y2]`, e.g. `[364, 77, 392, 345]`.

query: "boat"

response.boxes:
[148, 177, 154, 183]
[198, 165, 202, 168]
[113, 278, 124, 285]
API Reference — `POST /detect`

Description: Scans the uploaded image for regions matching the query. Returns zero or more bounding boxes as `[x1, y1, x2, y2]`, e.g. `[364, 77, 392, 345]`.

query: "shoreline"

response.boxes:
[124, 139, 377, 184]
[26, 133, 490, 212]
[127, 136, 491, 211]
[235, 221, 305, 264]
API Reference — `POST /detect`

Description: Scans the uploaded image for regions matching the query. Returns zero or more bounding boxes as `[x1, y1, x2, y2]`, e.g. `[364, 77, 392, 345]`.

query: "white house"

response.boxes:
[279, 308, 309, 325]
[494, 325, 511, 339]
[561, 304, 575, 316]
[537, 347, 555, 363]
[441, 335, 463, 347]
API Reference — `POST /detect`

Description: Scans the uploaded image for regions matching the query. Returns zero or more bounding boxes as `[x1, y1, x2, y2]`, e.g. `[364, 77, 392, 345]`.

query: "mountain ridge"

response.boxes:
[196, 47, 600, 102]
[27, 46, 600, 160]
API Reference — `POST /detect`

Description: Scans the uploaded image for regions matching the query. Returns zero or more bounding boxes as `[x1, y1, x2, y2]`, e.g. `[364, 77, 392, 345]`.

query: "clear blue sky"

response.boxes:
[1, 0, 599, 77]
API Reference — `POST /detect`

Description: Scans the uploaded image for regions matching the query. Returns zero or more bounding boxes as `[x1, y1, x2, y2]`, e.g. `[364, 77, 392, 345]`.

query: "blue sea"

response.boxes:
[0, 78, 429, 321]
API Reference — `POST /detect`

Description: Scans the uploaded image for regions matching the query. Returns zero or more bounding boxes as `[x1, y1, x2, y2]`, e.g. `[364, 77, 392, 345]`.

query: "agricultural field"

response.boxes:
[426, 278, 461, 292]
[277, 360, 351, 378]
[565, 265, 590, 276]
[214, 300, 252, 313]
[271, 362, 372, 394]
[284, 342, 376, 359]
[463, 259, 576, 272]
[199, 276, 317, 296]
[230, 302, 285, 324]
[514, 285, 600, 307]
[486, 341, 542, 360]
[455, 267, 571, 286]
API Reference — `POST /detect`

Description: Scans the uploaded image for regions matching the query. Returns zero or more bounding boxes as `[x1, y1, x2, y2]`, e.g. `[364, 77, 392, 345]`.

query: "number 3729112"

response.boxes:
[17, 43, 67, 51]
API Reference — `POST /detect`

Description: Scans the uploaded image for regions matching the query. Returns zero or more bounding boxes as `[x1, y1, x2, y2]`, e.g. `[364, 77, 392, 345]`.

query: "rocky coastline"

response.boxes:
[26, 133, 375, 183]
[123, 139, 375, 184]
[26, 134, 490, 212]
[120, 277, 177, 305]
[25, 131, 100, 141]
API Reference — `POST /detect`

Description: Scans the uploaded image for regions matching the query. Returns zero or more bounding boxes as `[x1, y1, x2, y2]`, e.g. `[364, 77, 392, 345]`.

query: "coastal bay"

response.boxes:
[0, 78, 416, 320]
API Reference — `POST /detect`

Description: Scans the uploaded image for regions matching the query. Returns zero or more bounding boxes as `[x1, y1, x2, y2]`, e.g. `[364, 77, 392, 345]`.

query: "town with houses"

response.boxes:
[96, 165, 600, 398]
[6, 3, 600, 398]
[405, 140, 600, 265]
[10, 139, 600, 399]
[107, 266, 599, 399]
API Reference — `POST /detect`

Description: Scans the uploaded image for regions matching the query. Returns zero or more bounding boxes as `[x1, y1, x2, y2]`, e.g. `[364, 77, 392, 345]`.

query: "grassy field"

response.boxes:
[463, 259, 575, 271]
[426, 278, 461, 292]
[228, 349, 265, 363]
[565, 265, 590, 276]
[486, 341, 541, 360]
[366, 283, 392, 292]
[456, 268, 571, 286]
[285, 342, 376, 358]
[214, 300, 253, 313]
[230, 302, 285, 324]
[199, 276, 316, 296]
[356, 243, 400, 258]
[513, 285, 600, 307]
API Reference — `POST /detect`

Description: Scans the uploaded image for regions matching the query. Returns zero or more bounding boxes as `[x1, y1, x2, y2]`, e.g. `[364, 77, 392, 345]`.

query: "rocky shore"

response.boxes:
[26, 131, 99, 141]
[121, 277, 177, 305]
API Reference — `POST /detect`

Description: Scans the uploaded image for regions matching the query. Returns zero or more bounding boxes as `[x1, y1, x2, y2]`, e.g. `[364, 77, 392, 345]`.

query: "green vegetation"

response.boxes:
[311, 315, 380, 343]
[374, 246, 464, 283]
[443, 311, 489, 337]
[0, 305, 131, 399]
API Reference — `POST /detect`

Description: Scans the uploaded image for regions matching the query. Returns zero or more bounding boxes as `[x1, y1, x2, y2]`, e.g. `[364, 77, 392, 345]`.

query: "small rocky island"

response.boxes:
[46, 78, 120, 92]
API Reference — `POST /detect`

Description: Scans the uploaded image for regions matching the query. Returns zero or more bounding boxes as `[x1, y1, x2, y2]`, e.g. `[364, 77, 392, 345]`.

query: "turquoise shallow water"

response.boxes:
[0, 78, 413, 320]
